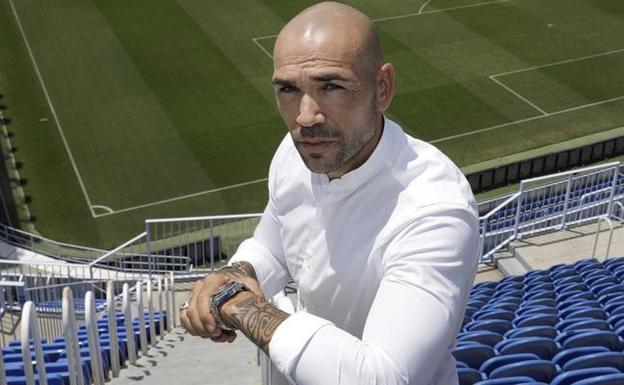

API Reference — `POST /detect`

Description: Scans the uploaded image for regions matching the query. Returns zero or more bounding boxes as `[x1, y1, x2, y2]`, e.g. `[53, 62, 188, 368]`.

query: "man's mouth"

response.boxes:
[298, 139, 335, 151]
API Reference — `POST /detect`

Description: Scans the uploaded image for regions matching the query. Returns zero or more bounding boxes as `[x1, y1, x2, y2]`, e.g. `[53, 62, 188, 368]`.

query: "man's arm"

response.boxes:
[219, 291, 289, 354]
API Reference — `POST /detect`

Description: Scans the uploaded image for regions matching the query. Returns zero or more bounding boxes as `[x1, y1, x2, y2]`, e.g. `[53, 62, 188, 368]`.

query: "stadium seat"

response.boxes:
[517, 306, 558, 317]
[552, 346, 611, 369]
[474, 310, 515, 322]
[561, 330, 623, 351]
[479, 353, 540, 376]
[457, 367, 482, 385]
[563, 308, 607, 321]
[569, 373, 624, 385]
[550, 367, 620, 385]
[562, 351, 624, 371]
[513, 313, 559, 328]
[466, 319, 513, 335]
[488, 359, 558, 383]
[457, 331, 503, 347]
[558, 318, 610, 333]
[497, 337, 559, 360]
[452, 344, 496, 369]
[475, 376, 542, 385]
[504, 326, 557, 339]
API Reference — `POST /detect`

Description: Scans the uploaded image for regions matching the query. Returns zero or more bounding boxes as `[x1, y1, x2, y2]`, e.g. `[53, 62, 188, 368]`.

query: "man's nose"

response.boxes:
[296, 94, 326, 127]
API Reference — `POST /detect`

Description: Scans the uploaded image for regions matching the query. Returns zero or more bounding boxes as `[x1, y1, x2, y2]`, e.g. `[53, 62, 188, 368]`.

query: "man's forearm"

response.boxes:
[221, 294, 289, 354]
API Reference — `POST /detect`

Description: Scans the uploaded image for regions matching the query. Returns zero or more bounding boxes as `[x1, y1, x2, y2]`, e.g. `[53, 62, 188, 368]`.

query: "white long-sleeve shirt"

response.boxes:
[230, 117, 480, 385]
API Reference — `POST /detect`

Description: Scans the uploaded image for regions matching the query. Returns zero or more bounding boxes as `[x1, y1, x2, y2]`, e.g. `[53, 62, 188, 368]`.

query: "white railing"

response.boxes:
[143, 163, 624, 270]
[479, 162, 624, 263]
[145, 213, 262, 272]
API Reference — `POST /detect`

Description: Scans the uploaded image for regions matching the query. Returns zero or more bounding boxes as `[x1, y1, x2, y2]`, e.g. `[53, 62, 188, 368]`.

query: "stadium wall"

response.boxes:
[467, 136, 624, 193]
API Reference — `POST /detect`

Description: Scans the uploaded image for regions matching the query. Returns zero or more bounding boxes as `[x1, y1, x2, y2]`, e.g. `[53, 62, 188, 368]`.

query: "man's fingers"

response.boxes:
[210, 330, 237, 343]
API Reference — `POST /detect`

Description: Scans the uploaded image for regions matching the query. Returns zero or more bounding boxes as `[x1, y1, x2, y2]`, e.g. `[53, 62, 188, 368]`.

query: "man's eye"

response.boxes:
[279, 86, 297, 93]
[323, 83, 342, 91]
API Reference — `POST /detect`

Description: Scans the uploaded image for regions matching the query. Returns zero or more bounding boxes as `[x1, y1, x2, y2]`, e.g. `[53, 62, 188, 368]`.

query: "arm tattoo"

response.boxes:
[221, 295, 289, 354]
[218, 261, 258, 281]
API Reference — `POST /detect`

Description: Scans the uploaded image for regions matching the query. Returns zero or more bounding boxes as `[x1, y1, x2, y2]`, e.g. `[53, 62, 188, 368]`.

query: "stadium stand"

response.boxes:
[0, 163, 623, 384]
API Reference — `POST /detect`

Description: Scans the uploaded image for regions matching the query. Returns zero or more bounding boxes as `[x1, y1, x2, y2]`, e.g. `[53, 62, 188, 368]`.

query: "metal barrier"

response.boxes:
[141, 163, 624, 270]
[20, 301, 48, 385]
[62, 287, 85, 385]
[85, 290, 105, 385]
[145, 214, 262, 272]
[592, 216, 615, 261]
[479, 162, 624, 263]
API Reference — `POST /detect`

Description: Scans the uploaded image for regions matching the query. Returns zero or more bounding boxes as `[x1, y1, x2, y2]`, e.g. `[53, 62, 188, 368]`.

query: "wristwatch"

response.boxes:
[211, 281, 249, 330]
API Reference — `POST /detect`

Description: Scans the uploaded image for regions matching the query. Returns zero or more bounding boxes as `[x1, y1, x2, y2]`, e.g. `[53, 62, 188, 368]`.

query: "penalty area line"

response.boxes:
[93, 177, 269, 218]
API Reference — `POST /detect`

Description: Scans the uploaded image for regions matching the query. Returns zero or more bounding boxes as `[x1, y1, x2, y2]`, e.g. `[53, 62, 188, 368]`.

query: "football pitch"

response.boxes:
[0, 0, 622, 248]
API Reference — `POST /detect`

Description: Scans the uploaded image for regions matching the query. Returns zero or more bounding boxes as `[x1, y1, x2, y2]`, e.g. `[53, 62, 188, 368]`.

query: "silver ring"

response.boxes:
[179, 300, 190, 312]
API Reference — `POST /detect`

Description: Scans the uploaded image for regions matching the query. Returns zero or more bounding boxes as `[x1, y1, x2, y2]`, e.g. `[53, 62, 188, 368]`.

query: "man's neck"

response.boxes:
[327, 117, 384, 180]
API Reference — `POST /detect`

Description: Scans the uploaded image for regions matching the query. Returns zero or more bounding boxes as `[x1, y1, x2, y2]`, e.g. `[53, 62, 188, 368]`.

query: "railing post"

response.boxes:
[170, 271, 177, 328]
[106, 282, 120, 377]
[146, 221, 152, 280]
[21, 301, 48, 385]
[209, 219, 215, 270]
[62, 287, 85, 385]
[560, 173, 574, 229]
[136, 281, 148, 355]
[513, 182, 525, 239]
[157, 276, 164, 339]
[147, 279, 156, 345]
[164, 275, 171, 332]
[122, 283, 137, 364]
[607, 166, 620, 219]
[86, 291, 105, 385]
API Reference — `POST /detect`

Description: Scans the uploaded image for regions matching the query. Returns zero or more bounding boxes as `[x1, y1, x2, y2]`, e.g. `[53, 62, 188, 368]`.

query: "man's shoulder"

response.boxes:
[387, 121, 476, 215]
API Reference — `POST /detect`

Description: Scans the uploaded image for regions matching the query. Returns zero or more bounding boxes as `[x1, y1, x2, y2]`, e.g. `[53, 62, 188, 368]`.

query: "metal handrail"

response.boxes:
[592, 216, 615, 261]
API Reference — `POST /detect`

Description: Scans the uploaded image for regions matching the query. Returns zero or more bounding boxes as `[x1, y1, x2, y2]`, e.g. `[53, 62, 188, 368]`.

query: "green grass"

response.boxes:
[0, 0, 623, 249]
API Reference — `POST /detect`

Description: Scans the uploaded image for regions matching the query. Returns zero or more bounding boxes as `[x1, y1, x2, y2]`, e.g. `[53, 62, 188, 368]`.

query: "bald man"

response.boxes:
[180, 3, 479, 384]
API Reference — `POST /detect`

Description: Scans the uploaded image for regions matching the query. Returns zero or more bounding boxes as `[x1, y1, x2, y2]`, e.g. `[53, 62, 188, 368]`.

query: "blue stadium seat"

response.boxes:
[557, 283, 589, 296]
[483, 302, 519, 313]
[587, 276, 618, 289]
[550, 367, 620, 385]
[452, 344, 496, 369]
[457, 367, 483, 385]
[475, 376, 543, 385]
[552, 269, 579, 282]
[560, 305, 603, 320]
[497, 337, 559, 360]
[474, 310, 515, 322]
[479, 353, 540, 376]
[557, 318, 611, 333]
[558, 299, 601, 312]
[513, 313, 559, 328]
[525, 283, 555, 293]
[569, 373, 624, 385]
[504, 326, 557, 340]
[457, 331, 503, 347]
[466, 319, 513, 335]
[561, 330, 623, 351]
[488, 359, 558, 383]
[517, 306, 557, 317]
[559, 291, 595, 303]
[6, 374, 64, 385]
[552, 346, 611, 369]
[554, 275, 584, 288]
[563, 307, 607, 321]
[562, 351, 624, 371]
[523, 290, 555, 302]
[521, 298, 557, 309]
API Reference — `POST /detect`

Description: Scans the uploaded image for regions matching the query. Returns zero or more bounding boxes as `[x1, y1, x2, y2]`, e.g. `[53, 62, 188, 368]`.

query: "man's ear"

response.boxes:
[377, 63, 395, 112]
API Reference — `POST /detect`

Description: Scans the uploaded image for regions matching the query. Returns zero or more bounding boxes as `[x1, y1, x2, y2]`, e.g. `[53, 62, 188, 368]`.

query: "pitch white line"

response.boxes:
[419, 0, 433, 14]
[9, 0, 96, 218]
[430, 95, 624, 144]
[94, 177, 268, 218]
[489, 75, 548, 115]
[252, 37, 273, 59]
[492, 47, 624, 78]
[252, 0, 510, 55]
[372, 0, 508, 22]
[91, 205, 114, 214]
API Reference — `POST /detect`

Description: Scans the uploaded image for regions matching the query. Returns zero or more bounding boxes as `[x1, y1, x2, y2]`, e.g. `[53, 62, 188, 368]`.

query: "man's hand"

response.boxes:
[180, 262, 264, 343]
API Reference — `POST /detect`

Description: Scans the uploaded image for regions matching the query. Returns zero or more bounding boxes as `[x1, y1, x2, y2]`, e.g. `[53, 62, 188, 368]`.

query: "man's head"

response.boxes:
[272, 2, 395, 179]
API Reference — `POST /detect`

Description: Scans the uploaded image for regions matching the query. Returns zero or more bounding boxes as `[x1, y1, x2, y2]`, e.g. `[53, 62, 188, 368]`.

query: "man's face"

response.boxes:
[272, 44, 381, 176]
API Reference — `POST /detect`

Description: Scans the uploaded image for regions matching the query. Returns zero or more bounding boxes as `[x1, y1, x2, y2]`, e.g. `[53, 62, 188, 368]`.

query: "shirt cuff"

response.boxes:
[269, 311, 333, 376]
